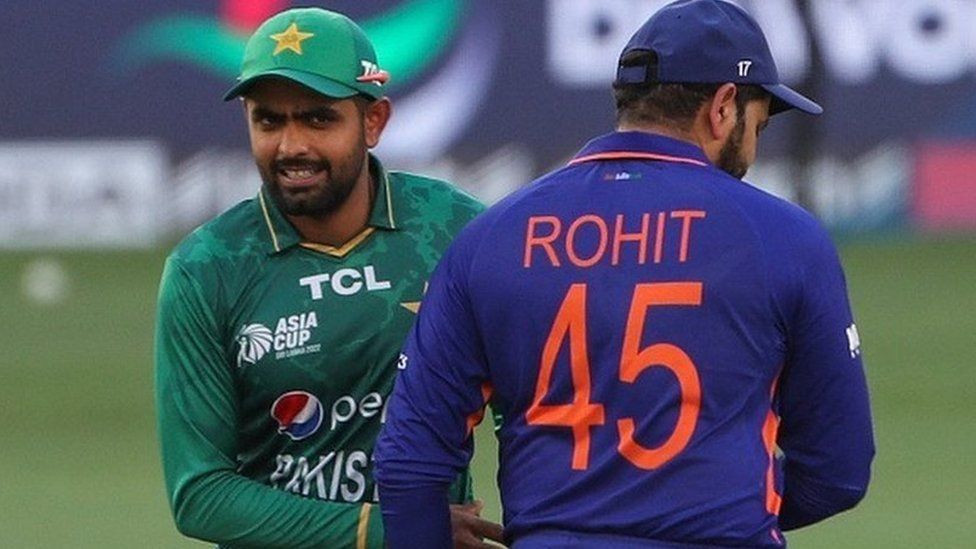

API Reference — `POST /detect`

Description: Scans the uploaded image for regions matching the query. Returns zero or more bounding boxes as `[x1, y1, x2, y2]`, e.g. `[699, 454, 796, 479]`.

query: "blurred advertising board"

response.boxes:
[915, 142, 976, 232]
[0, 143, 167, 248]
[1, 0, 975, 247]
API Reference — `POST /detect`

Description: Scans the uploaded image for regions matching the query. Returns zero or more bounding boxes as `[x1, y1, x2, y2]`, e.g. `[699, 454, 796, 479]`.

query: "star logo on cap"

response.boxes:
[270, 23, 315, 56]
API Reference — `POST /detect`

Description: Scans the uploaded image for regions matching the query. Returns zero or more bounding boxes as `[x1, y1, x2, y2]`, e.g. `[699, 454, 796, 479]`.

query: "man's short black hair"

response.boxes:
[613, 50, 769, 128]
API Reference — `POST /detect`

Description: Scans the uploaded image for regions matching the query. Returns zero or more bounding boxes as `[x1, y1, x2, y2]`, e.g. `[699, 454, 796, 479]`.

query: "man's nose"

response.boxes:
[277, 122, 311, 157]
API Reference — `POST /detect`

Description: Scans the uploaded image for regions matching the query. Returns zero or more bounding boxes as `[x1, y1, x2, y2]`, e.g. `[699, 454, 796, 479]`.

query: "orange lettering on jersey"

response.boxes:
[671, 210, 707, 263]
[524, 216, 562, 268]
[566, 215, 609, 268]
[653, 212, 667, 264]
[612, 213, 650, 266]
[525, 210, 708, 269]
[616, 283, 703, 469]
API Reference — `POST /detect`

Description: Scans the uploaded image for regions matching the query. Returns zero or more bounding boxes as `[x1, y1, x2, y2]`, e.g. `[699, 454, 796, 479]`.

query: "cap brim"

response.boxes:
[761, 83, 823, 115]
[222, 68, 364, 101]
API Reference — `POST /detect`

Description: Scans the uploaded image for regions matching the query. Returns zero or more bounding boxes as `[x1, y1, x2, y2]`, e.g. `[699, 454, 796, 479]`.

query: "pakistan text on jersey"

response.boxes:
[270, 450, 379, 503]
[524, 210, 707, 269]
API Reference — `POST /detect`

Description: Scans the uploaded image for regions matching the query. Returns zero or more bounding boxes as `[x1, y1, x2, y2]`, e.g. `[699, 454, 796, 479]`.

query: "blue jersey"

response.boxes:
[375, 132, 874, 548]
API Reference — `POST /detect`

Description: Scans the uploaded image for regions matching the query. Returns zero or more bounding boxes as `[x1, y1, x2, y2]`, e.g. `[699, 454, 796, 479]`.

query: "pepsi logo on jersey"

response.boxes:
[270, 391, 324, 441]
[270, 390, 390, 441]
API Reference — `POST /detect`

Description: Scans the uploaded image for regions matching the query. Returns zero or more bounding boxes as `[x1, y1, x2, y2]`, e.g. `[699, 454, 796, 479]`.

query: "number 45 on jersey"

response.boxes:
[526, 282, 703, 471]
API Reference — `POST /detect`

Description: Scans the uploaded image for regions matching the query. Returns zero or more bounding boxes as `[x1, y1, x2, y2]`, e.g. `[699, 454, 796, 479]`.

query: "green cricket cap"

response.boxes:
[223, 8, 389, 101]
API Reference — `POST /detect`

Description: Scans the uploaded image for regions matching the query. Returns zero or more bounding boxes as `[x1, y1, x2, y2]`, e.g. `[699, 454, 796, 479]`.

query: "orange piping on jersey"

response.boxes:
[465, 383, 494, 437]
[762, 375, 783, 515]
[568, 151, 708, 167]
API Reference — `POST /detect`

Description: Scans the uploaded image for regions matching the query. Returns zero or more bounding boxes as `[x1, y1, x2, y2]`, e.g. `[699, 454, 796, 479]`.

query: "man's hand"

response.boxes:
[450, 500, 505, 548]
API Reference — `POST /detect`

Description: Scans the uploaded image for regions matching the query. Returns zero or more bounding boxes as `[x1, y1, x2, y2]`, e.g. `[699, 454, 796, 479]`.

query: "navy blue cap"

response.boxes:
[615, 0, 822, 115]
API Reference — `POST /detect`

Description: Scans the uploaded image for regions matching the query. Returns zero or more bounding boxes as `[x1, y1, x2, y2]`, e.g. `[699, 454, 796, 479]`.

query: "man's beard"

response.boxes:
[716, 112, 748, 180]
[261, 140, 367, 219]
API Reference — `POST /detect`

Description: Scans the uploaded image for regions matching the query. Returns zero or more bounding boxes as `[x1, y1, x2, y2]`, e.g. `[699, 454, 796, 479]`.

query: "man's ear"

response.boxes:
[363, 98, 392, 148]
[707, 83, 739, 141]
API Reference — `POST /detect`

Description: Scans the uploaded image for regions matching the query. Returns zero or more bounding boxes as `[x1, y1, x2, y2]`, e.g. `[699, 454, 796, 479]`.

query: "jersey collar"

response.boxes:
[367, 155, 398, 231]
[569, 131, 711, 168]
[257, 153, 399, 255]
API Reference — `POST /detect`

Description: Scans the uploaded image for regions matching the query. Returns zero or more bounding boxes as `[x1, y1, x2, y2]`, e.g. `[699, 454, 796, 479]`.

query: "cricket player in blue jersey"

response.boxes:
[374, 1, 875, 547]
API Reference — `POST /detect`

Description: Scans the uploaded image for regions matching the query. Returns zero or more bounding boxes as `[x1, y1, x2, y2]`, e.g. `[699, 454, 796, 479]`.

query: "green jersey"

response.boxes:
[155, 156, 484, 548]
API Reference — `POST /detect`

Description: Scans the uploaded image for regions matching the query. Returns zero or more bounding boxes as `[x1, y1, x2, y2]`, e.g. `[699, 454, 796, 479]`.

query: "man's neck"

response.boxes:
[616, 122, 723, 166]
[287, 168, 375, 248]
[616, 123, 699, 147]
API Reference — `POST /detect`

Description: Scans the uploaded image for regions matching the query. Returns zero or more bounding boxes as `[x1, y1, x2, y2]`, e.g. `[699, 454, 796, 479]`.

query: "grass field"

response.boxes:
[1, 236, 974, 547]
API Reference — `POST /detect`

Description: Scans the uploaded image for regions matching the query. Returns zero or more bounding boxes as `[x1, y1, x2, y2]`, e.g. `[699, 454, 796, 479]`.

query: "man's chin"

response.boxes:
[264, 176, 355, 219]
[282, 194, 350, 219]
[281, 200, 332, 218]
[268, 187, 322, 216]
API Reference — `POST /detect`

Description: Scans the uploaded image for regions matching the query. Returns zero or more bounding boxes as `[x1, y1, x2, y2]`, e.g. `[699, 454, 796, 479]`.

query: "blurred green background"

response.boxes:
[1, 237, 975, 547]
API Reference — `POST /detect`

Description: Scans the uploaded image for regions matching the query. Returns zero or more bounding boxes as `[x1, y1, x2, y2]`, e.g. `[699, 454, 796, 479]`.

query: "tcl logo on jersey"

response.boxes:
[299, 265, 392, 300]
[271, 391, 324, 441]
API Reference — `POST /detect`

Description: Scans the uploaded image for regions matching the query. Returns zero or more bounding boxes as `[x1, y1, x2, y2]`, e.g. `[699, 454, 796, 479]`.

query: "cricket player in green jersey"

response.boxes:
[154, 8, 502, 548]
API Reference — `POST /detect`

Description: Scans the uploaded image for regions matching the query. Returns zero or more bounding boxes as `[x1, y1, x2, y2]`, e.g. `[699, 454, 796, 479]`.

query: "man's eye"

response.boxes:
[310, 114, 335, 125]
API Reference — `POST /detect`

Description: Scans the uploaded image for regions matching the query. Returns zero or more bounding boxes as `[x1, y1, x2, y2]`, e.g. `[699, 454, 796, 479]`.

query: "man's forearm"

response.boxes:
[779, 470, 868, 530]
[377, 481, 452, 549]
[172, 469, 382, 548]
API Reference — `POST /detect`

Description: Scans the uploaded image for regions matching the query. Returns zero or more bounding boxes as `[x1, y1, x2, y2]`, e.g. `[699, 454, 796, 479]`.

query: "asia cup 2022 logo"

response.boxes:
[236, 323, 274, 368]
[271, 391, 324, 441]
[112, 0, 499, 164]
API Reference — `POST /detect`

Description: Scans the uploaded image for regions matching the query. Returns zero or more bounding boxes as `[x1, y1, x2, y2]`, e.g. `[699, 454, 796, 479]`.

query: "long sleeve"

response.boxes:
[775, 229, 875, 530]
[154, 257, 383, 548]
[374, 235, 491, 549]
